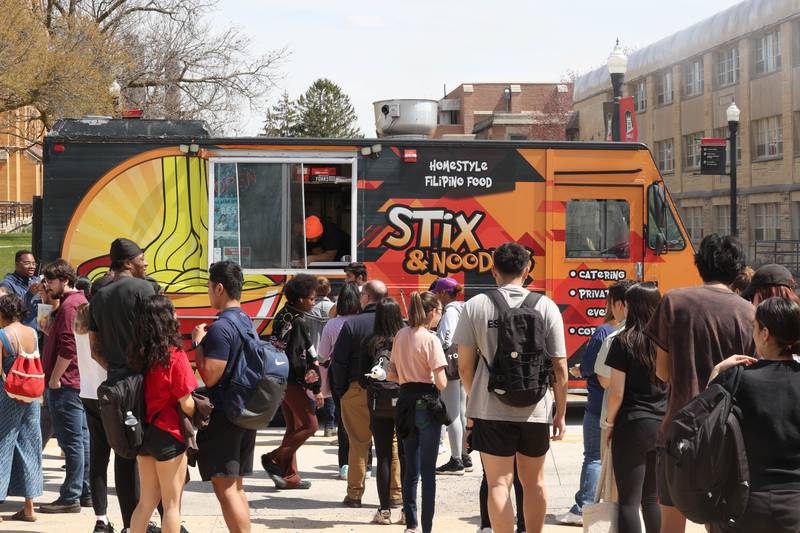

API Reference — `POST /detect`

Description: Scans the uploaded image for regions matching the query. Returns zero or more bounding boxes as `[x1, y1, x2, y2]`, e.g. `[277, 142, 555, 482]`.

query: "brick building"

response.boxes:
[433, 83, 573, 140]
[572, 0, 800, 271]
[0, 107, 43, 203]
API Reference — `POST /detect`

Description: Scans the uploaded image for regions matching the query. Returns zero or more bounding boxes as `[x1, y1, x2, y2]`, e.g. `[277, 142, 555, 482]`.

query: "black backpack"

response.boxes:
[366, 338, 399, 418]
[97, 371, 145, 460]
[663, 365, 749, 528]
[218, 309, 289, 430]
[483, 290, 553, 407]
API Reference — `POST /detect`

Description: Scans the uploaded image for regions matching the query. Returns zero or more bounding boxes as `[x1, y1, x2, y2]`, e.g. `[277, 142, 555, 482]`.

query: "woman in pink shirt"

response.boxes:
[318, 282, 361, 479]
[388, 291, 448, 533]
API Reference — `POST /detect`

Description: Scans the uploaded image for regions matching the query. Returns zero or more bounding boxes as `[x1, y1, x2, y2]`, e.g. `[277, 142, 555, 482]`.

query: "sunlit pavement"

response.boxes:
[0, 410, 707, 532]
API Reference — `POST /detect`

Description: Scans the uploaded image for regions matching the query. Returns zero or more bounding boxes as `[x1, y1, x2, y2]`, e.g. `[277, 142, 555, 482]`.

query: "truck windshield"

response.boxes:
[647, 184, 686, 251]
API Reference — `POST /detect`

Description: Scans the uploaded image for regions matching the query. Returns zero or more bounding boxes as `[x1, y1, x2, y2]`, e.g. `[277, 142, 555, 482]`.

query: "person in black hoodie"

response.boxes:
[261, 274, 321, 490]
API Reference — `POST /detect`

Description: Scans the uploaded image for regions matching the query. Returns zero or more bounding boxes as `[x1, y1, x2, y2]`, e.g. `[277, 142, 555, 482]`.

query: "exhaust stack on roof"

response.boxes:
[373, 99, 437, 139]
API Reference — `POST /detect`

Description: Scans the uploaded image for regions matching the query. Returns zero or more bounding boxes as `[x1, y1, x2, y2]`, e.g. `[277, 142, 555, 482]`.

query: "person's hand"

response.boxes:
[29, 282, 40, 295]
[605, 425, 614, 446]
[49, 376, 61, 390]
[315, 393, 324, 408]
[569, 364, 581, 379]
[551, 414, 566, 441]
[715, 355, 758, 374]
[305, 369, 319, 384]
[192, 323, 208, 345]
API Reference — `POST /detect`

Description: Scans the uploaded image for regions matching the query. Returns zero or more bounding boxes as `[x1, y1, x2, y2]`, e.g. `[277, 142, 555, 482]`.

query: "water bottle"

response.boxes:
[124, 411, 138, 431]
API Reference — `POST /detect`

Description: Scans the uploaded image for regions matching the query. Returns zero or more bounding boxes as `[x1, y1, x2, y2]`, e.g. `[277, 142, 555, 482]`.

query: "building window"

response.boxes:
[794, 20, 800, 67]
[712, 127, 742, 165]
[683, 132, 703, 170]
[752, 202, 781, 241]
[794, 111, 800, 156]
[684, 59, 704, 97]
[716, 46, 739, 87]
[632, 80, 647, 112]
[654, 139, 674, 173]
[682, 206, 704, 244]
[753, 116, 783, 160]
[566, 199, 630, 259]
[656, 71, 673, 105]
[753, 29, 781, 75]
[713, 205, 730, 236]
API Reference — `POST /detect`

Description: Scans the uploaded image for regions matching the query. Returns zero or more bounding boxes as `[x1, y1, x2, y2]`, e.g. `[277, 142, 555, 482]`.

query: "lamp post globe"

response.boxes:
[109, 80, 121, 99]
[726, 101, 741, 123]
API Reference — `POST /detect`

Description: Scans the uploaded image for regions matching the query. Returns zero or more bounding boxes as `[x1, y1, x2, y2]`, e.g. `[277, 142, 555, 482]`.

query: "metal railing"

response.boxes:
[0, 202, 32, 230]
[752, 240, 800, 277]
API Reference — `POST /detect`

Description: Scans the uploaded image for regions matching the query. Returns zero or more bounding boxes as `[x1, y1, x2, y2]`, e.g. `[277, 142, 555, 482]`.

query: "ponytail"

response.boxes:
[408, 291, 439, 328]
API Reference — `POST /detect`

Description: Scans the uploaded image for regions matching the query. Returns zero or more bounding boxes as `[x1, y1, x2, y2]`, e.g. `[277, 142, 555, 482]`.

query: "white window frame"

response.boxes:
[713, 204, 730, 236]
[753, 116, 783, 160]
[655, 139, 674, 173]
[684, 132, 703, 170]
[754, 30, 782, 75]
[684, 59, 703, 97]
[752, 202, 781, 241]
[633, 80, 647, 112]
[716, 46, 739, 87]
[682, 206, 704, 243]
[207, 151, 359, 276]
[656, 71, 672, 105]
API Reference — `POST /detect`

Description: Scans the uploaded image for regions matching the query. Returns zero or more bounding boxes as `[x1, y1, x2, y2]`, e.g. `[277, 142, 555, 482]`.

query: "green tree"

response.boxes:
[294, 78, 361, 138]
[263, 91, 298, 137]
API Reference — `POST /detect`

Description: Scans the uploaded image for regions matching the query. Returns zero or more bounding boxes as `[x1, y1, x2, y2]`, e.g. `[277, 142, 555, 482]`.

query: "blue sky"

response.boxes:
[217, 0, 742, 136]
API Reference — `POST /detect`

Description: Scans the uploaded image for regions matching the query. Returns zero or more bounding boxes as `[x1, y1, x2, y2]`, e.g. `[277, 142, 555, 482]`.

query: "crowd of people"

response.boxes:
[0, 233, 798, 533]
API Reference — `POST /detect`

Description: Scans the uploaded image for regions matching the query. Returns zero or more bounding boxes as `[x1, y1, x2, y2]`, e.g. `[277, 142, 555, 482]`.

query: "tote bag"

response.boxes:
[583, 446, 618, 533]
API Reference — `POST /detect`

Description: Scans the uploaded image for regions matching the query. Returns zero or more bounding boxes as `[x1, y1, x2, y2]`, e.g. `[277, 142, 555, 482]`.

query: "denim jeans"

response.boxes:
[571, 410, 602, 515]
[48, 387, 90, 501]
[401, 408, 443, 533]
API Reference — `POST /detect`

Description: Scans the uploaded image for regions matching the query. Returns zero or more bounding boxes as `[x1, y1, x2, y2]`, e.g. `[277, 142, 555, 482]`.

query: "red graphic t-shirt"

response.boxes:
[144, 347, 198, 443]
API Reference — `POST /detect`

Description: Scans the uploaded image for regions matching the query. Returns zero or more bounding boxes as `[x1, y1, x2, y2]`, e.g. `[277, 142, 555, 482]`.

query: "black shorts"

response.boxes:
[656, 447, 674, 507]
[472, 418, 550, 458]
[140, 425, 186, 462]
[196, 409, 256, 481]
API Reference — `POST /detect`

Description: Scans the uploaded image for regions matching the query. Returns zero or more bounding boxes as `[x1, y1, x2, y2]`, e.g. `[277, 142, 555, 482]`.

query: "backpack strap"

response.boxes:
[485, 289, 511, 314]
[521, 291, 544, 309]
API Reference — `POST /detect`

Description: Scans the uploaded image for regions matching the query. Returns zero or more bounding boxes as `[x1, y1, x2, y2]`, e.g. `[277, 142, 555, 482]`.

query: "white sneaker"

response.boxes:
[398, 510, 406, 525]
[477, 528, 493, 533]
[372, 509, 391, 525]
[338, 465, 348, 480]
[554, 510, 583, 525]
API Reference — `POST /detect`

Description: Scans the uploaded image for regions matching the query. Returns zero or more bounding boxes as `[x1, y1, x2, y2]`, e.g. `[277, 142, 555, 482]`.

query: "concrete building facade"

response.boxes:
[434, 82, 573, 141]
[572, 0, 800, 271]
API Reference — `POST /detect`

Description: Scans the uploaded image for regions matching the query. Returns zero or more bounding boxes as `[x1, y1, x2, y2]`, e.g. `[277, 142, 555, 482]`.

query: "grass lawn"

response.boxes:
[0, 232, 32, 276]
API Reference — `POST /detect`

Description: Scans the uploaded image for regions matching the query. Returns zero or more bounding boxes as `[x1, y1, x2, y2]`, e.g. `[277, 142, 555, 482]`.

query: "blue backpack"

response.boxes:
[218, 309, 289, 430]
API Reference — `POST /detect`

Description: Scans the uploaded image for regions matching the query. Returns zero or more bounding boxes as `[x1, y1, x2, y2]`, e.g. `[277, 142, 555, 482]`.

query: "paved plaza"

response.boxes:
[0, 413, 708, 532]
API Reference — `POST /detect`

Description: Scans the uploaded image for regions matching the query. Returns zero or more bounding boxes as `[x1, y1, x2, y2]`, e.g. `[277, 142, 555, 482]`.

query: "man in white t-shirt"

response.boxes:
[455, 242, 568, 533]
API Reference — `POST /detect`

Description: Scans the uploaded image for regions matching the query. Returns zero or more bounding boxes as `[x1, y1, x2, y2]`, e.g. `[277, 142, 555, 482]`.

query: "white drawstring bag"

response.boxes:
[583, 446, 618, 533]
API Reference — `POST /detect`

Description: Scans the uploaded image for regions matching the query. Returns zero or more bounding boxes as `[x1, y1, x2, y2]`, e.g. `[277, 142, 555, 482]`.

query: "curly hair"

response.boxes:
[128, 295, 182, 372]
[0, 294, 25, 323]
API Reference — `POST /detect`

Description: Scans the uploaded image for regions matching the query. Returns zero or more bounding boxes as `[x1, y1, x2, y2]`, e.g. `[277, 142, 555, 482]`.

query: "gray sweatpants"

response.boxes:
[441, 379, 467, 458]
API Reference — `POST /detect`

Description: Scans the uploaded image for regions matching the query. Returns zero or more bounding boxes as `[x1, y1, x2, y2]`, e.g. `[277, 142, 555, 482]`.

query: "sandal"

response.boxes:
[10, 508, 36, 522]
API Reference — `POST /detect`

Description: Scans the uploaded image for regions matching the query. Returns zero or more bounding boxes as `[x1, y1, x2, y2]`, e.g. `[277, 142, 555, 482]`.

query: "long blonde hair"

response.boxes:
[408, 291, 439, 328]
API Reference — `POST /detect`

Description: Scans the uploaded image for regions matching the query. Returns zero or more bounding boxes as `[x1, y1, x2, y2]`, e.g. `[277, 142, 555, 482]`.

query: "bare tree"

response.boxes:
[0, 0, 287, 150]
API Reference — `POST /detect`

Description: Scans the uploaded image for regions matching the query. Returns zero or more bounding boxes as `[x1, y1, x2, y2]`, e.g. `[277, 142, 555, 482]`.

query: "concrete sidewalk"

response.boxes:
[0, 426, 707, 532]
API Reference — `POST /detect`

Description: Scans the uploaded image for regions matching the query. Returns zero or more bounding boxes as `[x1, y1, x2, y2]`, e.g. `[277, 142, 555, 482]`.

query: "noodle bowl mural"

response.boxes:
[61, 149, 283, 332]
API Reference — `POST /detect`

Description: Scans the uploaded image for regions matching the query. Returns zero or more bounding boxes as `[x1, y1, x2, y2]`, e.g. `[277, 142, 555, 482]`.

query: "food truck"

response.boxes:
[36, 117, 699, 383]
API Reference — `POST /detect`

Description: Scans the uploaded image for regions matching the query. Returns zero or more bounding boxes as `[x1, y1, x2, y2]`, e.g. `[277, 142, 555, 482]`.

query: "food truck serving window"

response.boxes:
[210, 158, 355, 271]
[566, 199, 631, 259]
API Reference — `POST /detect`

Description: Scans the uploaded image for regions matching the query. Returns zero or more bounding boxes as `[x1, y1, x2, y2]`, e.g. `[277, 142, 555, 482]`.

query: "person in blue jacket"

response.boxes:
[0, 250, 41, 331]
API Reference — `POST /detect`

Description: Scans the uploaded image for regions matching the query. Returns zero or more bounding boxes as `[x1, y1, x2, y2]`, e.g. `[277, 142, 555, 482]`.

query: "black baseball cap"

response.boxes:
[741, 264, 796, 299]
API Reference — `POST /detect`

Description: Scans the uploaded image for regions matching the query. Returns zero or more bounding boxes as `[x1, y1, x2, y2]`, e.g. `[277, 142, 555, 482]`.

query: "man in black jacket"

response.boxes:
[332, 280, 400, 507]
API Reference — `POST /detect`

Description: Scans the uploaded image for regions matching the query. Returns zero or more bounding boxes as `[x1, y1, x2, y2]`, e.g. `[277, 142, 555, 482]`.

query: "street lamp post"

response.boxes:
[727, 102, 741, 236]
[607, 39, 628, 142]
[109, 80, 122, 116]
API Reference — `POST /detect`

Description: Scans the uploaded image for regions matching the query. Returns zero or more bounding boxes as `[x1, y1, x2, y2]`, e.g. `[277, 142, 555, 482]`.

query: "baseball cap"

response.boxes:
[741, 264, 796, 299]
[429, 277, 459, 293]
[305, 216, 324, 240]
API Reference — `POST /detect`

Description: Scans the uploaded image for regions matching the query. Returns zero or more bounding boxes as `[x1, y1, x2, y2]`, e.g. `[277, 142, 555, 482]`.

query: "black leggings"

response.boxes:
[333, 393, 350, 468]
[83, 398, 139, 527]
[370, 412, 403, 510]
[611, 419, 660, 533]
[479, 457, 525, 531]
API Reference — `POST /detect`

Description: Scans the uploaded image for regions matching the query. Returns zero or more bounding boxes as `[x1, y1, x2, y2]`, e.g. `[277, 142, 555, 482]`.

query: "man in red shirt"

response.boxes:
[39, 259, 90, 514]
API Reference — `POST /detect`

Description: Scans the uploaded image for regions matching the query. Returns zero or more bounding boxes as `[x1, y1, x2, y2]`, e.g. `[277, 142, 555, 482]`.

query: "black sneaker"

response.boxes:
[146, 522, 161, 533]
[39, 498, 81, 513]
[462, 453, 474, 472]
[435, 457, 465, 476]
[93, 520, 115, 533]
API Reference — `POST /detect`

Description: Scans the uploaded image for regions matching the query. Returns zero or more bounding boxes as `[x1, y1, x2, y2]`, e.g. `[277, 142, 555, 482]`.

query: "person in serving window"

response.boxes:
[305, 215, 350, 263]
